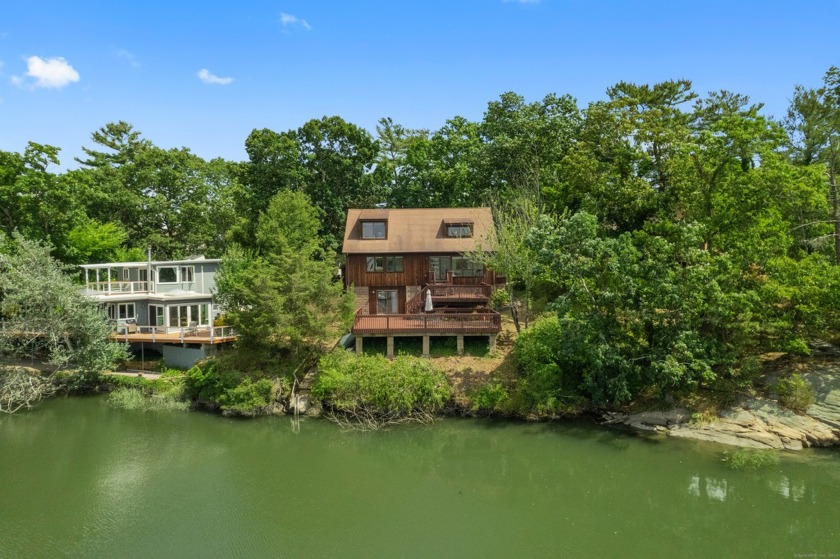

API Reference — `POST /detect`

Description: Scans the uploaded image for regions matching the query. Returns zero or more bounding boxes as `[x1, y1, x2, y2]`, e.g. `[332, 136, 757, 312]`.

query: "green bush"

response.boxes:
[722, 448, 778, 471]
[470, 381, 511, 414]
[490, 288, 509, 311]
[218, 378, 274, 416]
[513, 316, 584, 414]
[775, 373, 814, 412]
[184, 361, 241, 403]
[313, 352, 451, 416]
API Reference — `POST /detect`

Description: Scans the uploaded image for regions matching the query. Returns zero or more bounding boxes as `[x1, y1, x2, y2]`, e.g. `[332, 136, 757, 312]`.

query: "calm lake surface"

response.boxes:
[1, 396, 838, 558]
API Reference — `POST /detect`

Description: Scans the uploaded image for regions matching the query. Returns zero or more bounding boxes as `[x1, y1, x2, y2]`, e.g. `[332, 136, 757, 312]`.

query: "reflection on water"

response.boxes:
[1, 397, 839, 558]
[769, 475, 808, 502]
[687, 475, 729, 502]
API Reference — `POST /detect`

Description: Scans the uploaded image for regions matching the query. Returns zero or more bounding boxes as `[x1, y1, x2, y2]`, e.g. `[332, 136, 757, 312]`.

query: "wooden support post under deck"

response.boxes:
[386, 336, 395, 359]
[457, 335, 464, 356]
[355, 335, 363, 354]
[422, 335, 430, 358]
[489, 334, 497, 353]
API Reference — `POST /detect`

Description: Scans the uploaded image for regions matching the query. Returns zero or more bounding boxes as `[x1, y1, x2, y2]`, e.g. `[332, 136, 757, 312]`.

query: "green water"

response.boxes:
[1, 397, 838, 558]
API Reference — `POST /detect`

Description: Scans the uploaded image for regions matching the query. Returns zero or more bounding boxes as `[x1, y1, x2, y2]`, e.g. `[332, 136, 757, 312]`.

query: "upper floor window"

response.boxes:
[446, 223, 473, 238]
[180, 266, 194, 283]
[157, 266, 177, 283]
[452, 256, 483, 277]
[362, 221, 387, 239]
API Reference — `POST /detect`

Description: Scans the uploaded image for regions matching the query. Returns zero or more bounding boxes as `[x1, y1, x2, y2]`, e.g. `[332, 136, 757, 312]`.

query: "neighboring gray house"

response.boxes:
[80, 256, 235, 368]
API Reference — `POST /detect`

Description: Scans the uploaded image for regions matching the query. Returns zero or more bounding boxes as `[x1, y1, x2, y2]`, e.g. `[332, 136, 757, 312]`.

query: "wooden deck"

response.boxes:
[109, 326, 237, 345]
[352, 312, 501, 336]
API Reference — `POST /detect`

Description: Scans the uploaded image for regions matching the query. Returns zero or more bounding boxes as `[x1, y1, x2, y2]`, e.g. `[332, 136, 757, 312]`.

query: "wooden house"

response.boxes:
[342, 207, 501, 357]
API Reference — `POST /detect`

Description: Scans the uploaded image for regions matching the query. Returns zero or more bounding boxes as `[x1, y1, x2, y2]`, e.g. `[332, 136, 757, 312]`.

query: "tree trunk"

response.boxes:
[508, 286, 521, 334]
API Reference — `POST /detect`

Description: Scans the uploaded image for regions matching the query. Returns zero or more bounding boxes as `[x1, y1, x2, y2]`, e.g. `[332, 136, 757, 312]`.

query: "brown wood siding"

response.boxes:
[347, 254, 495, 287]
[347, 254, 428, 287]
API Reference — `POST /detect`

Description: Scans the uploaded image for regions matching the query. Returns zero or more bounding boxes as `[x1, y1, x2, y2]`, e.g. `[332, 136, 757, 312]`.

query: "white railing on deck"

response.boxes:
[87, 281, 150, 294]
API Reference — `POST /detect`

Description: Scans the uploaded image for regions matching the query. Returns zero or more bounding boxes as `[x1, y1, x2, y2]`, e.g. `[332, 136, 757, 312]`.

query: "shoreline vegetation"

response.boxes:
[4, 70, 840, 456]
[3, 325, 838, 453]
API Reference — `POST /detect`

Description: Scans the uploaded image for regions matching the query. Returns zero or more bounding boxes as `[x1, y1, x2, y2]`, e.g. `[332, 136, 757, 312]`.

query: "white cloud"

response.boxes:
[280, 12, 312, 30]
[16, 56, 80, 89]
[116, 49, 140, 68]
[197, 68, 234, 85]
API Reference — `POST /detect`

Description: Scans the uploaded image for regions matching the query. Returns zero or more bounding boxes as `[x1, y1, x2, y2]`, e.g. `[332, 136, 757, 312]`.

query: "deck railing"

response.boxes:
[352, 311, 501, 335]
[111, 324, 237, 344]
[427, 283, 491, 299]
[86, 281, 150, 294]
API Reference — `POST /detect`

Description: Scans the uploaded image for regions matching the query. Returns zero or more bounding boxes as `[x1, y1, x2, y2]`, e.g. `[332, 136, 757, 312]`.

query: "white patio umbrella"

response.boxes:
[424, 288, 434, 312]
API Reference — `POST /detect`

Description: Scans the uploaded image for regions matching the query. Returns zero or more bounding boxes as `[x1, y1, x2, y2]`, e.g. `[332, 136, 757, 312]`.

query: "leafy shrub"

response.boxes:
[313, 352, 451, 416]
[775, 373, 814, 412]
[722, 448, 778, 471]
[490, 288, 509, 311]
[184, 361, 241, 403]
[470, 381, 511, 414]
[218, 378, 274, 416]
[513, 316, 584, 414]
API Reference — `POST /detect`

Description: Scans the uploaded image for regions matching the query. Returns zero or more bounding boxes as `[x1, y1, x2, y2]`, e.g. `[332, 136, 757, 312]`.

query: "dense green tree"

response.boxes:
[392, 116, 485, 208]
[373, 117, 428, 206]
[243, 117, 379, 249]
[480, 92, 581, 206]
[214, 191, 354, 370]
[77, 122, 237, 259]
[787, 67, 840, 264]
[0, 233, 128, 373]
[0, 143, 86, 252]
[524, 213, 757, 404]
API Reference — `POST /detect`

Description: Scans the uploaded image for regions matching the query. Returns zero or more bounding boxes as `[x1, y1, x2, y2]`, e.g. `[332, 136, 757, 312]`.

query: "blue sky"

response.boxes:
[1, 1, 838, 169]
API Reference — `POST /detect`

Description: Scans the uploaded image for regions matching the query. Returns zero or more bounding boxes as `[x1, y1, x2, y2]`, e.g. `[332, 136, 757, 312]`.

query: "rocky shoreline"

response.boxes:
[603, 365, 840, 451]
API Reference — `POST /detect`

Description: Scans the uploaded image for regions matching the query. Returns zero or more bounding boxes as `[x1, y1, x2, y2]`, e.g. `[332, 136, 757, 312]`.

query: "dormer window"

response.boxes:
[446, 222, 473, 238]
[362, 221, 387, 239]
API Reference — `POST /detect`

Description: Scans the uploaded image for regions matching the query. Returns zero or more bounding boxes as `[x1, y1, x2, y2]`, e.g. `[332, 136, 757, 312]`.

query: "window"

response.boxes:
[150, 305, 165, 327]
[157, 266, 177, 283]
[362, 221, 387, 239]
[452, 256, 484, 277]
[168, 304, 207, 328]
[447, 224, 473, 238]
[139, 269, 148, 282]
[366, 256, 383, 272]
[111, 303, 135, 321]
[180, 266, 194, 283]
[366, 256, 403, 273]
[385, 256, 403, 273]
[122, 268, 130, 281]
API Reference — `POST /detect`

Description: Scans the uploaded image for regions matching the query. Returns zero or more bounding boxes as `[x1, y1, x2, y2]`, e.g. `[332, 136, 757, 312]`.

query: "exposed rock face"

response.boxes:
[604, 365, 840, 451]
[290, 394, 310, 415]
[668, 398, 838, 451]
[802, 366, 840, 430]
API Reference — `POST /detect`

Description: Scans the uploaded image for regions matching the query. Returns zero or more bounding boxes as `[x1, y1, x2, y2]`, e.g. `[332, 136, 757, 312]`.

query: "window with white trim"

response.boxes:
[157, 266, 177, 283]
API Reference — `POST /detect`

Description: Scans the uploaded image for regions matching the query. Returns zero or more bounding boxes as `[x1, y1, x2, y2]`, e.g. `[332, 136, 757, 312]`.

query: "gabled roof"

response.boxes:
[342, 207, 495, 254]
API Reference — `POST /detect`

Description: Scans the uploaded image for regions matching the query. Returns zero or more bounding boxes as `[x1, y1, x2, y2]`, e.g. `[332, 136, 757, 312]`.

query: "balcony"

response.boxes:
[352, 309, 501, 336]
[86, 281, 150, 295]
[110, 324, 237, 345]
